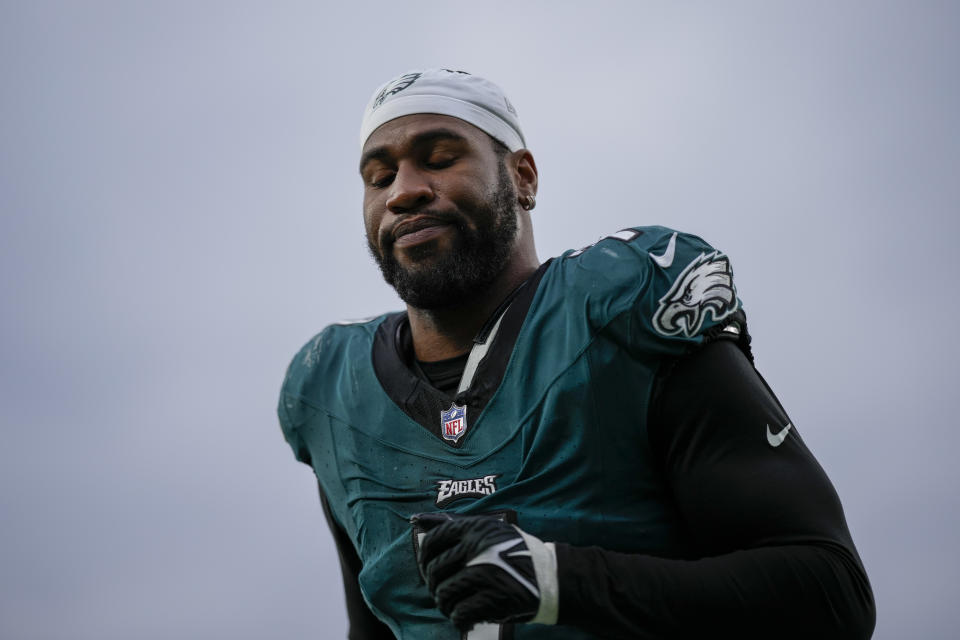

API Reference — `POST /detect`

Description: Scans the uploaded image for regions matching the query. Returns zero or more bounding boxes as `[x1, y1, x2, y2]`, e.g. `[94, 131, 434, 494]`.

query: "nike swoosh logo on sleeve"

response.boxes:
[649, 232, 677, 268]
[766, 423, 793, 447]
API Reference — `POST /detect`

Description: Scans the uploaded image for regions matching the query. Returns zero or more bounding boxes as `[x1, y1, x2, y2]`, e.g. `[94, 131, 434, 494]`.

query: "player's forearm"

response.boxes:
[555, 540, 875, 639]
[618, 339, 876, 637]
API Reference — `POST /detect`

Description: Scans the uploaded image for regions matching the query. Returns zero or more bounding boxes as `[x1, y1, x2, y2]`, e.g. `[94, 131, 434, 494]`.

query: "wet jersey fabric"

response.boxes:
[278, 226, 747, 639]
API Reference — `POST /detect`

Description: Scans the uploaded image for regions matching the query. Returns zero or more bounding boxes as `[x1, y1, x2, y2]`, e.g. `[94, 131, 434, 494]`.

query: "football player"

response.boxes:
[278, 69, 875, 639]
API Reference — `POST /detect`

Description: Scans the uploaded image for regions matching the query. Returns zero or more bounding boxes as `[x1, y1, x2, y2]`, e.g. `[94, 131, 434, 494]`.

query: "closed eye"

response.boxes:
[425, 157, 455, 170]
[369, 172, 395, 188]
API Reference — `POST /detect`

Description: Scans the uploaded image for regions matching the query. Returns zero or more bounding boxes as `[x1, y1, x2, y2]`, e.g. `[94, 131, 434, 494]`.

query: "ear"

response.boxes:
[511, 149, 538, 200]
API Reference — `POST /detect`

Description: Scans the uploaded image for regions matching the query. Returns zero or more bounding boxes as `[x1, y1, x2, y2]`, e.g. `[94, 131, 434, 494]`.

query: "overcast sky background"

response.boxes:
[1, 2, 957, 638]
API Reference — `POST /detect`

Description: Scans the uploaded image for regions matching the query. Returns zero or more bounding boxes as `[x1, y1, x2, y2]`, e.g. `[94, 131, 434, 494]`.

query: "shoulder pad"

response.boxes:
[277, 316, 389, 464]
[280, 315, 387, 417]
[560, 226, 743, 347]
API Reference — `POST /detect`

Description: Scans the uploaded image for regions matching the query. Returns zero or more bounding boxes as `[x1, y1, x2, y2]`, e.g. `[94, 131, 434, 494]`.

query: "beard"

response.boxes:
[368, 162, 519, 310]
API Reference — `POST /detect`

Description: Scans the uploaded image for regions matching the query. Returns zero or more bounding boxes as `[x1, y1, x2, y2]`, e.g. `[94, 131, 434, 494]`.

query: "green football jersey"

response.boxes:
[279, 226, 746, 639]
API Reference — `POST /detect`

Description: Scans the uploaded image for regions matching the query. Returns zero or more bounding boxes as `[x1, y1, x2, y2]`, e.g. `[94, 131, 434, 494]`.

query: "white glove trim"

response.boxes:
[516, 528, 558, 625]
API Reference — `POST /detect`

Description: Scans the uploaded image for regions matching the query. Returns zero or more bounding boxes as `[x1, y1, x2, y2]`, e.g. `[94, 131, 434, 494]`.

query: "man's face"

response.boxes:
[359, 114, 519, 310]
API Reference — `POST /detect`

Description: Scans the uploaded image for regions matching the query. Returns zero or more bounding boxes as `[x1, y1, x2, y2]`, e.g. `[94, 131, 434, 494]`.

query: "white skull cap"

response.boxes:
[360, 69, 526, 152]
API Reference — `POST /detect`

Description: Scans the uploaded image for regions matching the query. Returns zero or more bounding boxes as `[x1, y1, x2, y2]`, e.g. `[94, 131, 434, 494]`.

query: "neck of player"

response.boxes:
[408, 249, 540, 363]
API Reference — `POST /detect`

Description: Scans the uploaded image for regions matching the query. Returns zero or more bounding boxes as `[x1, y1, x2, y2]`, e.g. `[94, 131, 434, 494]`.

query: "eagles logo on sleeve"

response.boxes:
[652, 250, 738, 338]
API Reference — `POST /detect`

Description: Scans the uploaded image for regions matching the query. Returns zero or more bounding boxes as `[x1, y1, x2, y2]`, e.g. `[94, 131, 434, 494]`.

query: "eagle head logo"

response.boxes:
[372, 72, 422, 110]
[652, 251, 738, 338]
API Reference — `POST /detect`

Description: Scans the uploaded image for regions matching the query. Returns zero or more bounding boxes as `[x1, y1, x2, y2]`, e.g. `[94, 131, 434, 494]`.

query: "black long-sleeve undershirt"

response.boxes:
[317, 340, 875, 638]
[555, 340, 875, 638]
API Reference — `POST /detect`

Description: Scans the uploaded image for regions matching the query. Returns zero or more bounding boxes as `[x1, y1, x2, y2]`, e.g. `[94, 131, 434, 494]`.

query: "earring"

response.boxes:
[520, 195, 536, 211]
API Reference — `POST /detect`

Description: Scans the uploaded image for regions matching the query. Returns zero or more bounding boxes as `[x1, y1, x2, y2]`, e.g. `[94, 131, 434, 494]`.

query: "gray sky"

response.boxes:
[1, 1, 957, 638]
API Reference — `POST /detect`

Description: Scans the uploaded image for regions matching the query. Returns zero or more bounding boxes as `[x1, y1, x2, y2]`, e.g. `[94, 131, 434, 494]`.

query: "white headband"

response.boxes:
[360, 69, 526, 152]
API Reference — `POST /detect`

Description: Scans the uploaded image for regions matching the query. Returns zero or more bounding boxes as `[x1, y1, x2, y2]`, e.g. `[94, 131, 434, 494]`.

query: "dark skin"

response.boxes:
[360, 114, 540, 362]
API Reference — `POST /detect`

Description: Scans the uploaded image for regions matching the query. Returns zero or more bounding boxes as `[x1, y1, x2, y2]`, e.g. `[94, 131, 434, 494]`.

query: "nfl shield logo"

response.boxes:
[440, 403, 468, 443]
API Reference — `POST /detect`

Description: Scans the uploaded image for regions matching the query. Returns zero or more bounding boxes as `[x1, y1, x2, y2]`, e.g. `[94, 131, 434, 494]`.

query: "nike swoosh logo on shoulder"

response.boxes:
[766, 423, 793, 447]
[649, 232, 677, 268]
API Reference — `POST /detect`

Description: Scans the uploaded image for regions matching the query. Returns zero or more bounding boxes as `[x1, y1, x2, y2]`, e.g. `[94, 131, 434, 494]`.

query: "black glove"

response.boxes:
[411, 512, 558, 632]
